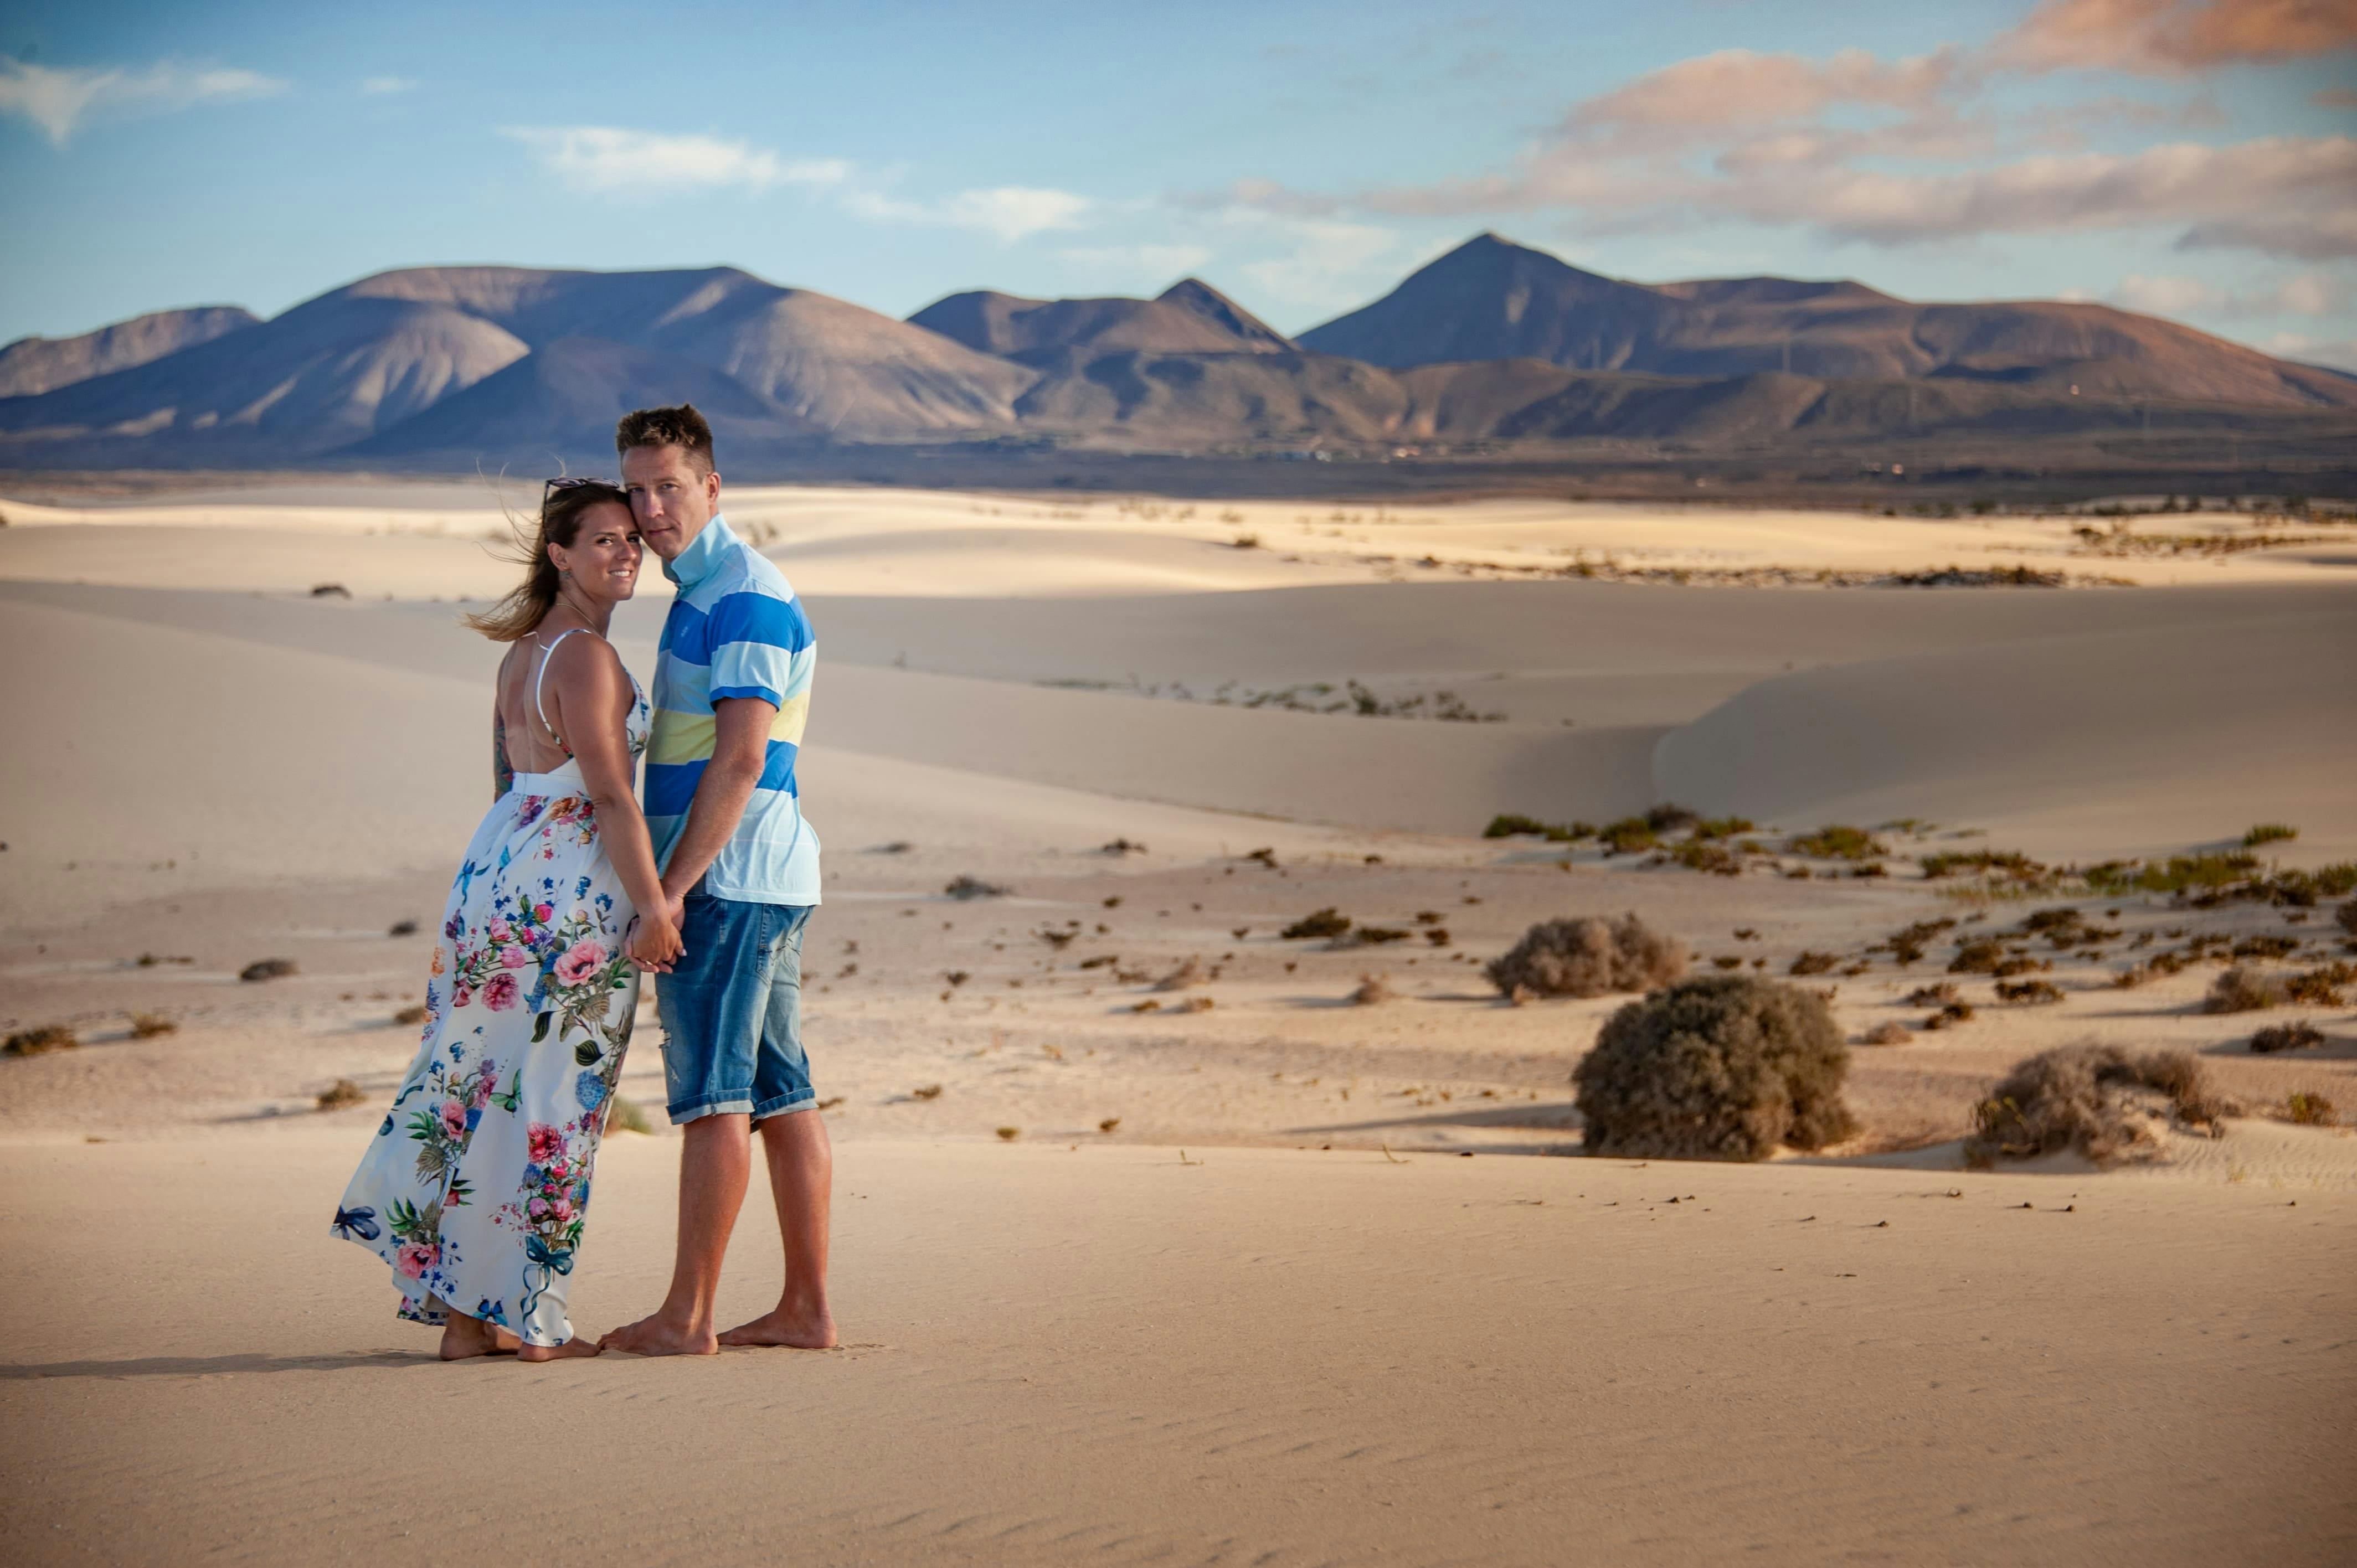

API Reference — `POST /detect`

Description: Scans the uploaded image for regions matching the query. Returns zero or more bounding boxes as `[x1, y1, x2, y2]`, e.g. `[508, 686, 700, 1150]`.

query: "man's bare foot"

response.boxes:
[517, 1336, 603, 1361]
[718, 1302, 837, 1350]
[438, 1314, 522, 1361]
[599, 1313, 719, 1356]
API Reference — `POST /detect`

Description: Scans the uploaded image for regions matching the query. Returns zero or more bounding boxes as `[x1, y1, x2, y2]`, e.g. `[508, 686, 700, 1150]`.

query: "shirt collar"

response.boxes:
[661, 512, 737, 590]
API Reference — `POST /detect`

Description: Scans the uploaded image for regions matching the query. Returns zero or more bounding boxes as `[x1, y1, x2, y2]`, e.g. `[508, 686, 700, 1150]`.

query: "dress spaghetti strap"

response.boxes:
[531, 627, 593, 756]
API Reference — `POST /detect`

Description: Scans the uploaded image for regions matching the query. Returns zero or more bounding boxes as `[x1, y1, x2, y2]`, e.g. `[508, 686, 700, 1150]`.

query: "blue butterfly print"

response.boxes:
[332, 1206, 382, 1241]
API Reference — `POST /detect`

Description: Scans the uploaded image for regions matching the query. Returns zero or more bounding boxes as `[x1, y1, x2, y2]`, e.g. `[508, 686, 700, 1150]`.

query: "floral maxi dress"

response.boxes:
[333, 650, 651, 1347]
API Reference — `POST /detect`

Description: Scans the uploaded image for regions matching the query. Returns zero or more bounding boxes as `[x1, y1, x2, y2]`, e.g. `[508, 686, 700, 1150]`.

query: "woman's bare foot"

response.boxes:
[517, 1336, 603, 1361]
[718, 1300, 837, 1350]
[438, 1313, 522, 1361]
[599, 1312, 719, 1356]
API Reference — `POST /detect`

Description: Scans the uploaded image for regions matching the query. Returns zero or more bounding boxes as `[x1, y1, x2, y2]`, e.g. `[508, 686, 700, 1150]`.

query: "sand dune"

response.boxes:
[4, 478, 2354, 1566]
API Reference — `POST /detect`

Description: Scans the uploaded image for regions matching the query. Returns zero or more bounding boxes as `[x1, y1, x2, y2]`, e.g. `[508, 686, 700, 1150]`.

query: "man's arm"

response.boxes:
[656, 694, 776, 915]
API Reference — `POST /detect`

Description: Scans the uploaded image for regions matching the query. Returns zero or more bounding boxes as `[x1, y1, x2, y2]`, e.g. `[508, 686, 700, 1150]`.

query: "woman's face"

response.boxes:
[549, 499, 644, 604]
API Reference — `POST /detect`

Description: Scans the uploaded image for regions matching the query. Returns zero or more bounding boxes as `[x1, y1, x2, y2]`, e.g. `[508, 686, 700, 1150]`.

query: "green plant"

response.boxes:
[1486, 912, 1688, 999]
[1572, 975, 1856, 1160]
[1787, 825, 1889, 861]
[1599, 817, 1659, 855]
[1691, 816, 1756, 840]
[2242, 823, 2298, 847]
[1921, 849, 2047, 880]
[1667, 839, 1742, 875]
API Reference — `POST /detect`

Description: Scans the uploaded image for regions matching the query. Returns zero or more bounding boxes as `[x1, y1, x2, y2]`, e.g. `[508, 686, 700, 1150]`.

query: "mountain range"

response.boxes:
[3, 233, 2350, 472]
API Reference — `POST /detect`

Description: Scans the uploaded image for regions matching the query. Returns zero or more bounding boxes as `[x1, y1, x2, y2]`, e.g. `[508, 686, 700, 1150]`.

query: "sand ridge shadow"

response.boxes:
[0, 1349, 432, 1379]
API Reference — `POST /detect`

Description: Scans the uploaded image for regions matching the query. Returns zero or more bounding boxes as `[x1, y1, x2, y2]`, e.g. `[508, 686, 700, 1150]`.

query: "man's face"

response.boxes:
[621, 443, 721, 561]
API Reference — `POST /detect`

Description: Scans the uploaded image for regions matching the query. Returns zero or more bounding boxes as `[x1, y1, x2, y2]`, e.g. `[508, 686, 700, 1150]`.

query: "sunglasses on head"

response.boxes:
[543, 475, 621, 500]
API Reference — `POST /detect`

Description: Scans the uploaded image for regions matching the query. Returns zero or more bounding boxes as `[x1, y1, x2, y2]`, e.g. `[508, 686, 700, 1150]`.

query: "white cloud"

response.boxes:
[1999, 0, 2357, 75]
[2261, 331, 2357, 371]
[361, 76, 418, 96]
[502, 126, 850, 195]
[0, 55, 284, 146]
[1223, 212, 1402, 307]
[2111, 268, 2353, 318]
[938, 187, 1091, 243]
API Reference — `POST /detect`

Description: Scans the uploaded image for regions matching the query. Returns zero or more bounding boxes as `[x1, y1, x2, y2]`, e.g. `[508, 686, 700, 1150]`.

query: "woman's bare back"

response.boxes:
[495, 626, 626, 779]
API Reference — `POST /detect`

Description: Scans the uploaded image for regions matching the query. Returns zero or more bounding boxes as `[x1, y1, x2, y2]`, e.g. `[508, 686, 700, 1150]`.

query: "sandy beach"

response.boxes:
[3, 479, 2353, 1565]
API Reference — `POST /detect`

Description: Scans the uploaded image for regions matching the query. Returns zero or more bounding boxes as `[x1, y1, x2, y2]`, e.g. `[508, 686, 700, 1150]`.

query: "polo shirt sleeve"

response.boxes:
[703, 590, 811, 710]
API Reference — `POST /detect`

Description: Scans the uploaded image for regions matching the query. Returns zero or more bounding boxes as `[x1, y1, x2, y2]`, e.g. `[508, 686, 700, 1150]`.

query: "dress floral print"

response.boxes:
[333, 657, 651, 1346]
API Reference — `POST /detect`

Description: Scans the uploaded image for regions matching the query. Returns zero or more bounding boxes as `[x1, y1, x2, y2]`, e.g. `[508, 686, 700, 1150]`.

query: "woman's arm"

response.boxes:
[546, 639, 680, 970]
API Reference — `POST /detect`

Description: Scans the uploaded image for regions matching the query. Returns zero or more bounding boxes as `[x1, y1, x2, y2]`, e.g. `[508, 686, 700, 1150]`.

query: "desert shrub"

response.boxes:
[1921, 849, 2047, 880]
[944, 875, 1008, 900]
[1924, 1000, 1976, 1029]
[1691, 815, 1756, 840]
[1862, 1021, 1912, 1045]
[1486, 912, 1688, 999]
[1150, 958, 1205, 992]
[2287, 962, 2355, 1006]
[604, 1095, 655, 1134]
[316, 1079, 367, 1111]
[5, 1025, 77, 1056]
[1598, 818, 1658, 855]
[240, 958, 297, 982]
[1350, 974, 1394, 1005]
[1906, 982, 1958, 1005]
[1966, 1045, 2236, 1166]
[1949, 939, 2007, 974]
[1645, 803, 1700, 833]
[2087, 852, 2259, 896]
[1483, 814, 1593, 842]
[2232, 935, 2298, 960]
[1572, 975, 1856, 1161]
[128, 1013, 177, 1038]
[1995, 979, 2065, 1004]
[1789, 951, 1838, 976]
[2339, 900, 2357, 937]
[1989, 956, 2052, 978]
[1668, 839, 1742, 875]
[1281, 907, 1351, 940]
[1787, 825, 1888, 861]
[2204, 966, 2283, 1013]
[2243, 823, 2298, 847]
[392, 1004, 428, 1026]
[2283, 1091, 2337, 1125]
[2250, 1020, 2324, 1054]
[1343, 926, 1411, 947]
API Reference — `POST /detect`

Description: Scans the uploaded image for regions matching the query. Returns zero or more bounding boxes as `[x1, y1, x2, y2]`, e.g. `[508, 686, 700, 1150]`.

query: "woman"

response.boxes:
[332, 478, 683, 1361]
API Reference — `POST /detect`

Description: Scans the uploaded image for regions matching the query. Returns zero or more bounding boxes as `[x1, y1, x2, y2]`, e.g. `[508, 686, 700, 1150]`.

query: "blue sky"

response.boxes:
[3, 0, 2353, 364]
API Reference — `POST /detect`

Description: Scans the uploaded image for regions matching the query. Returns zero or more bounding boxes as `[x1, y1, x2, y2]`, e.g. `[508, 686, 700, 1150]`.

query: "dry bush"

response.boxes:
[5, 1025, 77, 1057]
[392, 1004, 428, 1027]
[1905, 982, 1959, 1005]
[2288, 962, 2354, 1006]
[2338, 899, 2357, 937]
[1485, 912, 1687, 999]
[1150, 958, 1205, 992]
[1349, 974, 1394, 1005]
[944, 875, 1008, 900]
[1572, 975, 1855, 1161]
[1948, 939, 2007, 974]
[240, 958, 297, 982]
[1995, 979, 2065, 1004]
[1280, 907, 1351, 940]
[2283, 1091, 2337, 1126]
[1924, 1000, 1975, 1030]
[2250, 1020, 2324, 1054]
[1788, 951, 1838, 976]
[1172, 995, 1215, 1014]
[2204, 967, 2283, 1013]
[315, 1079, 367, 1111]
[1861, 1021, 1912, 1046]
[128, 1013, 177, 1038]
[1967, 1044, 2238, 1167]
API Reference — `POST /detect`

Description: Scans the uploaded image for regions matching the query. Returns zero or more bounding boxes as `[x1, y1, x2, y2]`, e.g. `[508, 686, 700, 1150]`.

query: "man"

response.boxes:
[600, 403, 834, 1356]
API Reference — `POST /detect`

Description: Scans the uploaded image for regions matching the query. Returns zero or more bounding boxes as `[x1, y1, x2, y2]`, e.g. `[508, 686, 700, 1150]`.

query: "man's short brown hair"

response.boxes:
[616, 403, 715, 475]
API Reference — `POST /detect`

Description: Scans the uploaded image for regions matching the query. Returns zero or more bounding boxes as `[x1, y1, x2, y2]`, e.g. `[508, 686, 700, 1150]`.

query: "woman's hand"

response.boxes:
[629, 914, 683, 974]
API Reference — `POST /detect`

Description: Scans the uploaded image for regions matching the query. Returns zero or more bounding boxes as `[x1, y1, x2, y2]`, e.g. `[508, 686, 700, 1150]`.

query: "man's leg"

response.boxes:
[719, 1108, 836, 1348]
[601, 1113, 752, 1355]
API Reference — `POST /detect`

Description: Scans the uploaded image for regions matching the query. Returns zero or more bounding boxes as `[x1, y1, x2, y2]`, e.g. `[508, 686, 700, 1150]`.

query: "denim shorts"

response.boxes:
[654, 891, 816, 1125]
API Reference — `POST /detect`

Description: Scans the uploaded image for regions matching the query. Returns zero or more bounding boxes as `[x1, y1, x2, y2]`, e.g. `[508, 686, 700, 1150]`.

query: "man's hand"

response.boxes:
[629, 912, 683, 974]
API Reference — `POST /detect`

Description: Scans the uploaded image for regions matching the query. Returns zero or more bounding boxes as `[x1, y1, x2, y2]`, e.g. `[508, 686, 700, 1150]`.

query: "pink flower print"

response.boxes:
[499, 945, 529, 969]
[555, 939, 608, 987]
[550, 1196, 575, 1221]
[527, 1123, 565, 1165]
[483, 972, 521, 1011]
[488, 919, 513, 942]
[527, 1195, 550, 1219]
[450, 981, 474, 1008]
[395, 1241, 439, 1278]
[534, 902, 554, 922]
[440, 1101, 468, 1137]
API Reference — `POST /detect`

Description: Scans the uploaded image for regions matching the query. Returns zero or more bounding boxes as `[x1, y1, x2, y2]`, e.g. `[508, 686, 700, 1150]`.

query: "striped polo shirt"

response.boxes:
[645, 514, 821, 905]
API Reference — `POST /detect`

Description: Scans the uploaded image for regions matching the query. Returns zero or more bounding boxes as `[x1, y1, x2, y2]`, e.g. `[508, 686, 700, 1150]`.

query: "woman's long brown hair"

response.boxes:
[464, 481, 632, 642]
